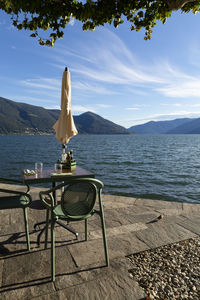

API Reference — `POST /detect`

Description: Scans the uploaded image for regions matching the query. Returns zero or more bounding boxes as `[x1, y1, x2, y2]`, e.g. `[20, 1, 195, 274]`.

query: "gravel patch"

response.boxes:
[127, 237, 200, 300]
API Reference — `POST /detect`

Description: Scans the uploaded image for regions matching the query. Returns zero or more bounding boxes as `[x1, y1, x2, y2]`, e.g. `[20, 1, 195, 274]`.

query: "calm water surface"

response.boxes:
[0, 134, 200, 203]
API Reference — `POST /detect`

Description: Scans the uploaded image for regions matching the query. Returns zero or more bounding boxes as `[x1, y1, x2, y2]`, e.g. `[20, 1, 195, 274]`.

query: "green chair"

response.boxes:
[0, 178, 32, 251]
[39, 178, 109, 281]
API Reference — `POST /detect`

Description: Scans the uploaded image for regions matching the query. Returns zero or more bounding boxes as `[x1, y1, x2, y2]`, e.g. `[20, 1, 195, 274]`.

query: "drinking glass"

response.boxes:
[35, 162, 43, 174]
[54, 163, 62, 174]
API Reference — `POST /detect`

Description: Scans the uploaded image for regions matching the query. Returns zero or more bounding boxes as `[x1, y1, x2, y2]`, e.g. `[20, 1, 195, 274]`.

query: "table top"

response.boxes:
[23, 166, 94, 184]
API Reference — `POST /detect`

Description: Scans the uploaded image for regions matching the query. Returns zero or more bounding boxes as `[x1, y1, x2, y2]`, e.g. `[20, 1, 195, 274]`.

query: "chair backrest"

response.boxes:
[61, 181, 97, 219]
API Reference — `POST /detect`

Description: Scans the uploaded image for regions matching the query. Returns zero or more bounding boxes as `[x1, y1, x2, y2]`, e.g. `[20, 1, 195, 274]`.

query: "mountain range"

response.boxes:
[128, 118, 200, 134]
[1, 97, 200, 134]
[0, 97, 130, 134]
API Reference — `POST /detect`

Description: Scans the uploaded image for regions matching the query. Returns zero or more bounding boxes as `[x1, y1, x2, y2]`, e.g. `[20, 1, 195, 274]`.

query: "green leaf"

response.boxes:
[0, 0, 198, 46]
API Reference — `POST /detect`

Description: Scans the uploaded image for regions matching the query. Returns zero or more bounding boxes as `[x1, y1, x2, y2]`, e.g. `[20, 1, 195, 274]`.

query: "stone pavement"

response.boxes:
[0, 185, 200, 300]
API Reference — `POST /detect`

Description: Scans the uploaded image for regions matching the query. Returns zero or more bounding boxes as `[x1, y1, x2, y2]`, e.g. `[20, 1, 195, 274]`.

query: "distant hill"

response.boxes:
[0, 97, 59, 134]
[0, 97, 130, 134]
[74, 111, 130, 134]
[128, 118, 197, 134]
[166, 118, 200, 134]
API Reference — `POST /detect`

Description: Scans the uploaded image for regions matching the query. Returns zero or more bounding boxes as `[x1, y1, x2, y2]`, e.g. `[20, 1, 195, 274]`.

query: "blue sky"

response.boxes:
[1, 9, 200, 128]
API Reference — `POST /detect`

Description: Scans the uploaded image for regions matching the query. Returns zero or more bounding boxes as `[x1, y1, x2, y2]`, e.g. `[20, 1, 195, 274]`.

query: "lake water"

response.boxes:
[0, 134, 200, 203]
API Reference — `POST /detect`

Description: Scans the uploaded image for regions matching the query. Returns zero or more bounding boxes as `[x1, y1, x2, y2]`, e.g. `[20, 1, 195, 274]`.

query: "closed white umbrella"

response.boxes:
[53, 67, 78, 161]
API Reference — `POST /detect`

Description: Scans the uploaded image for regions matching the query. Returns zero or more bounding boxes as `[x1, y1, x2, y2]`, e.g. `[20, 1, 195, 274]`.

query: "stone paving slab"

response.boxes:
[68, 232, 149, 267]
[53, 257, 134, 290]
[114, 209, 159, 224]
[136, 222, 197, 249]
[152, 214, 186, 225]
[183, 202, 200, 212]
[155, 207, 184, 216]
[107, 232, 150, 258]
[0, 246, 77, 300]
[1, 247, 75, 287]
[102, 194, 137, 208]
[0, 281, 55, 300]
[89, 222, 147, 239]
[176, 213, 200, 235]
[52, 267, 143, 300]
[103, 209, 131, 227]
[32, 258, 145, 300]
[134, 198, 184, 210]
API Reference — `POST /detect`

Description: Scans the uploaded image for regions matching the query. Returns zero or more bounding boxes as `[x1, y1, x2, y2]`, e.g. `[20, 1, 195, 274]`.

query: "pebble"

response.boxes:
[127, 237, 200, 299]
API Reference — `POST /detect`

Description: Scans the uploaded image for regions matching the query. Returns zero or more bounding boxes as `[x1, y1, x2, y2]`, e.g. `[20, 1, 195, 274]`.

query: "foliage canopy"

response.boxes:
[0, 0, 199, 46]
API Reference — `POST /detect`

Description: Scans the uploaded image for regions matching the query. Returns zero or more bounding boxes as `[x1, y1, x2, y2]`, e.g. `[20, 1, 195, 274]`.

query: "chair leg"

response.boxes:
[36, 209, 51, 248]
[98, 198, 109, 267]
[45, 209, 50, 249]
[85, 219, 88, 241]
[23, 207, 30, 251]
[51, 218, 56, 282]
[100, 214, 109, 266]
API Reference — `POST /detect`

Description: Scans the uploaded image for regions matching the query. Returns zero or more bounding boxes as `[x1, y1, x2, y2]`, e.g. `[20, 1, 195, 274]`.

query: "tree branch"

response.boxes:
[167, 0, 196, 10]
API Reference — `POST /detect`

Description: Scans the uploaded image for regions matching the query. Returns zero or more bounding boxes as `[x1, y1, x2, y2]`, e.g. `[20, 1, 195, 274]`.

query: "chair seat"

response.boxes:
[0, 195, 31, 209]
[53, 204, 93, 220]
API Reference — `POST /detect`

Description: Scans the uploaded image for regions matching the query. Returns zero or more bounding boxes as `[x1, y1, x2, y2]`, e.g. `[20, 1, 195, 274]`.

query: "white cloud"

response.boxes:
[72, 105, 95, 113]
[48, 62, 64, 70]
[66, 31, 200, 99]
[97, 104, 112, 108]
[126, 88, 149, 96]
[11, 95, 58, 105]
[72, 81, 117, 95]
[190, 103, 200, 107]
[156, 78, 200, 98]
[53, 47, 95, 64]
[51, 28, 164, 94]
[36, 28, 200, 105]
[12, 27, 200, 116]
[150, 111, 197, 119]
[126, 104, 148, 110]
[129, 111, 200, 126]
[153, 62, 200, 98]
[20, 78, 60, 91]
[126, 107, 140, 111]
[71, 52, 162, 86]
[45, 105, 60, 110]
[161, 103, 182, 107]
[188, 43, 200, 69]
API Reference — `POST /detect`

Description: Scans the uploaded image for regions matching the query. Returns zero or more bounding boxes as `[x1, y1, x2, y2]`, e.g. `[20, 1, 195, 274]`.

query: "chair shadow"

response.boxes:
[0, 229, 83, 258]
[0, 232, 29, 257]
[30, 200, 46, 210]
[55, 263, 108, 280]
[0, 224, 108, 294]
[0, 276, 51, 294]
[0, 251, 108, 294]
